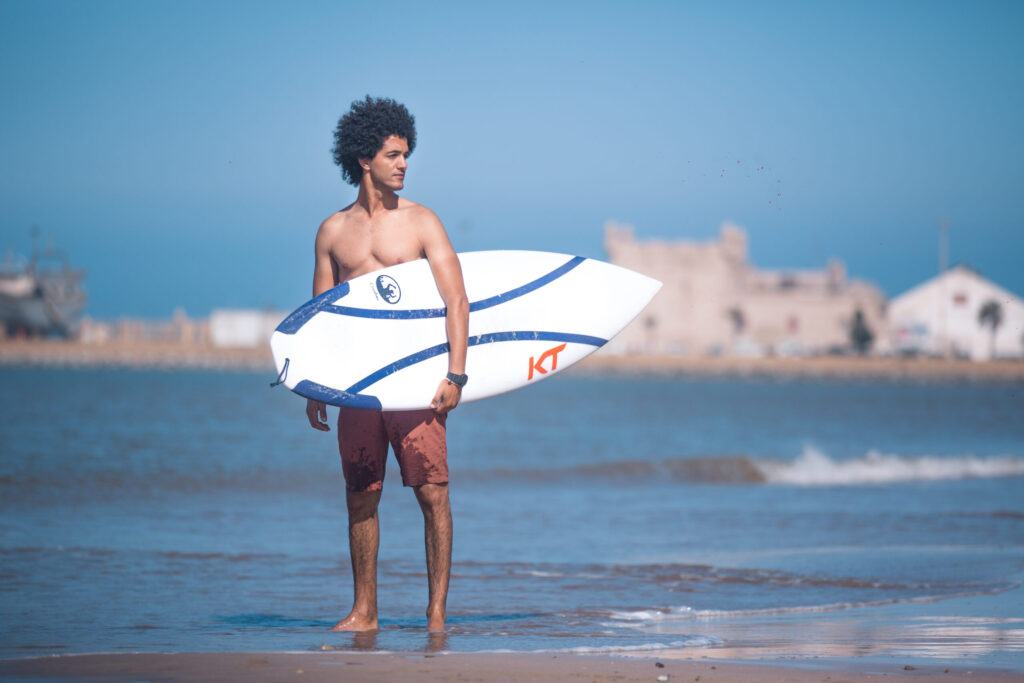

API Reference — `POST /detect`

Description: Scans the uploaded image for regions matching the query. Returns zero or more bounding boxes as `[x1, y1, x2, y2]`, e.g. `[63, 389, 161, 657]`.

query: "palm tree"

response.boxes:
[849, 309, 874, 355]
[727, 307, 745, 336]
[977, 299, 1003, 359]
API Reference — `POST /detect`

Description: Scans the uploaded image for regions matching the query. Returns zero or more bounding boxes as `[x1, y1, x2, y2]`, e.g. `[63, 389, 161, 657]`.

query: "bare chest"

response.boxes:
[330, 220, 424, 282]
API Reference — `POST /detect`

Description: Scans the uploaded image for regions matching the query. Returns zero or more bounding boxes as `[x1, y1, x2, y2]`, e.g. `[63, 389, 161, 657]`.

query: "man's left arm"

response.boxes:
[421, 211, 469, 413]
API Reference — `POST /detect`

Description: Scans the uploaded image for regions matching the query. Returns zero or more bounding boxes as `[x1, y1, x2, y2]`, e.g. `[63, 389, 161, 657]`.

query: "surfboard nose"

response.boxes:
[608, 263, 662, 305]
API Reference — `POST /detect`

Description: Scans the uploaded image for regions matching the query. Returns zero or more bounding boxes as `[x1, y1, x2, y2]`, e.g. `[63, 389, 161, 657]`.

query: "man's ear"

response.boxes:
[358, 157, 370, 171]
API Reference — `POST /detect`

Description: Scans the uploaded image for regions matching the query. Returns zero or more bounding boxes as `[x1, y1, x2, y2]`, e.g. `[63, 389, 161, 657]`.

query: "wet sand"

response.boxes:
[1, 651, 1019, 683]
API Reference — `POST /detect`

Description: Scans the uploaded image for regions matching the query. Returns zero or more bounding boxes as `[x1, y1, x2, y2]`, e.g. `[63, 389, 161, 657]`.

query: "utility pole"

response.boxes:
[938, 219, 950, 357]
[938, 219, 949, 273]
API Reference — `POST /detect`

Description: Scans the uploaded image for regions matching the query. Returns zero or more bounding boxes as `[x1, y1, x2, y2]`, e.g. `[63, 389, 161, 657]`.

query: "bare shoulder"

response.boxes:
[315, 205, 359, 253]
[318, 203, 356, 235]
[396, 197, 445, 236]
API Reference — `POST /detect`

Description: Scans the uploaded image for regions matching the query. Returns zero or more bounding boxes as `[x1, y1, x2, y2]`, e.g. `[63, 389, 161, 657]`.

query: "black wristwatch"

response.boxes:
[445, 372, 469, 388]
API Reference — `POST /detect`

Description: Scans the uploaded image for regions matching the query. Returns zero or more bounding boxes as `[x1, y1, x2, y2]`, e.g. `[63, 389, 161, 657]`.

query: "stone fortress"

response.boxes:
[604, 221, 888, 356]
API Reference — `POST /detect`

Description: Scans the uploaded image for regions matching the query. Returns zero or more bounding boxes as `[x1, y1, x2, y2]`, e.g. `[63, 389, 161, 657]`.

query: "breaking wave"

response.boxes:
[759, 447, 1024, 486]
[605, 583, 1020, 625]
[467, 447, 1024, 486]
[5, 449, 1024, 501]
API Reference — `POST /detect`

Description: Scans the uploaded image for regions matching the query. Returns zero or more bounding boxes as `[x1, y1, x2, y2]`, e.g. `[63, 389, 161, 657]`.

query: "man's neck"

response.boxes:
[356, 179, 399, 217]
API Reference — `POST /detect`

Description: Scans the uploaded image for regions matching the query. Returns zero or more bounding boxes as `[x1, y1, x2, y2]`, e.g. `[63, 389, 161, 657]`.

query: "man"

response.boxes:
[305, 96, 469, 632]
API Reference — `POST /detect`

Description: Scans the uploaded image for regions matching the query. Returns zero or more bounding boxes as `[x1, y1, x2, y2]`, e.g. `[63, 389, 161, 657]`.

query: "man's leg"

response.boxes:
[414, 483, 451, 631]
[331, 488, 382, 631]
[386, 409, 451, 631]
[334, 407, 389, 632]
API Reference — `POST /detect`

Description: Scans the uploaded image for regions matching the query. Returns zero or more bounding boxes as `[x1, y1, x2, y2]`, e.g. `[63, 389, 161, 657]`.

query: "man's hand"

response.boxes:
[306, 399, 330, 431]
[430, 379, 461, 414]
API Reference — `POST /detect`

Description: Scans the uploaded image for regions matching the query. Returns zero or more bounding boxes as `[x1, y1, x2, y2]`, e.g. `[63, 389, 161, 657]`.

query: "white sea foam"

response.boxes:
[604, 586, 1018, 628]
[549, 637, 720, 653]
[608, 606, 698, 622]
[757, 446, 1024, 486]
[467, 636, 720, 655]
[514, 569, 605, 579]
[515, 569, 566, 578]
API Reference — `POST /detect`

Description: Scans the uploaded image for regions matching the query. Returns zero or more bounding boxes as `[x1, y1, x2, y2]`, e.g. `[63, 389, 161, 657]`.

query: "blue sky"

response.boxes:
[2, 0, 1022, 318]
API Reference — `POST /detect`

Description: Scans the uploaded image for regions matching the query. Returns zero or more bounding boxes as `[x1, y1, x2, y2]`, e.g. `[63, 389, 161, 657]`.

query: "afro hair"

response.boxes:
[332, 96, 417, 186]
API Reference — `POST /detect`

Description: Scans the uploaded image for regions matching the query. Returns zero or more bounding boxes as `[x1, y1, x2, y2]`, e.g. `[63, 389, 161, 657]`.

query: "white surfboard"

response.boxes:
[270, 250, 661, 410]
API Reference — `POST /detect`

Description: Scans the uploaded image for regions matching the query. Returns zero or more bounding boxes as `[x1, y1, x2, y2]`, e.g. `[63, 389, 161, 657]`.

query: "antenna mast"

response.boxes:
[938, 218, 950, 357]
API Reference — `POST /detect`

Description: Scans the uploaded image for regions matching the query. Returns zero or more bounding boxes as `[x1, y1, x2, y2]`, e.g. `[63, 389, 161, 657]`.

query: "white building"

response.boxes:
[209, 309, 287, 348]
[888, 266, 1024, 360]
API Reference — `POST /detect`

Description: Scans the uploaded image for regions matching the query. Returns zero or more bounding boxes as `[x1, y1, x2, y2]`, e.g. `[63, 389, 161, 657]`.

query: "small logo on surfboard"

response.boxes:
[528, 343, 567, 380]
[375, 275, 402, 304]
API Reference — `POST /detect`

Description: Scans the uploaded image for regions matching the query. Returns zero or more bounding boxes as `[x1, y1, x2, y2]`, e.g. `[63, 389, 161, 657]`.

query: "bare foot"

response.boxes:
[426, 608, 446, 632]
[330, 612, 378, 631]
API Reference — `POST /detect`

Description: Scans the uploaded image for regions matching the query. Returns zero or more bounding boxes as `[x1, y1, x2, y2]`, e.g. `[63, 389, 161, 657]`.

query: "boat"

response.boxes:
[0, 233, 87, 338]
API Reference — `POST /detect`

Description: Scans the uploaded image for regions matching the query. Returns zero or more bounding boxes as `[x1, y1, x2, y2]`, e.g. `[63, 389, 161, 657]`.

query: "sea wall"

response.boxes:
[3, 338, 1023, 381]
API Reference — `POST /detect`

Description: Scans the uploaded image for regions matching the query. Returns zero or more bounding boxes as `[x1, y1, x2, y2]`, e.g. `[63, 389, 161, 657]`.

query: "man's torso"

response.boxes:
[323, 198, 431, 285]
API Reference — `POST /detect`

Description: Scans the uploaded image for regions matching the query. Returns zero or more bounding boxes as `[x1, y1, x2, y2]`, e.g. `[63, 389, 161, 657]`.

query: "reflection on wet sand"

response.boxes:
[352, 630, 378, 651]
[428, 630, 448, 652]
[635, 613, 1024, 663]
[319, 627, 448, 654]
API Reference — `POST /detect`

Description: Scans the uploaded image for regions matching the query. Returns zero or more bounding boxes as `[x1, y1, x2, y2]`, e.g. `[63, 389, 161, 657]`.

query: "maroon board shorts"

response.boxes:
[337, 407, 448, 492]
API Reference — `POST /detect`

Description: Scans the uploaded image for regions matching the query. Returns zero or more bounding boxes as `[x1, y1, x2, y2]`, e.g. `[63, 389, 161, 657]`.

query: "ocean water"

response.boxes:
[1, 367, 1023, 668]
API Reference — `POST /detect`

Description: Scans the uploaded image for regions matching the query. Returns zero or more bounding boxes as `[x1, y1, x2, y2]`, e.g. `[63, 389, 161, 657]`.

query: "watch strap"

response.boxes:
[445, 372, 469, 388]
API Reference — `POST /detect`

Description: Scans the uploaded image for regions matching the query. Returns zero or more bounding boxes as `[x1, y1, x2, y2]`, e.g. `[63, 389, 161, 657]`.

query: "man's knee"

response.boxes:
[414, 483, 449, 514]
[346, 489, 382, 521]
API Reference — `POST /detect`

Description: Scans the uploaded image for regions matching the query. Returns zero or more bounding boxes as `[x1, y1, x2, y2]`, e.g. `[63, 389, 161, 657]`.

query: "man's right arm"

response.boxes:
[312, 219, 340, 298]
[305, 219, 339, 432]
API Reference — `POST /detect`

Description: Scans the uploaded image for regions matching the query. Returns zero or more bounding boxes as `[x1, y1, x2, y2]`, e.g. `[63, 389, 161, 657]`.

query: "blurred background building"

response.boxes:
[604, 221, 888, 357]
[889, 265, 1024, 360]
[208, 309, 289, 348]
[78, 308, 286, 349]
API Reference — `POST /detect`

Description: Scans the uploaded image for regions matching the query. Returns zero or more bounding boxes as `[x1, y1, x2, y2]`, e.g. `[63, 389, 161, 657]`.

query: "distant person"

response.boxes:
[304, 96, 469, 632]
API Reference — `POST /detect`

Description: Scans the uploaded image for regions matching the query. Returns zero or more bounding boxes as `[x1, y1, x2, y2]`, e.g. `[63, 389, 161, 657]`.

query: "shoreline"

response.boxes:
[578, 351, 1024, 381]
[0, 339, 271, 371]
[2, 338, 1024, 381]
[1, 651, 1020, 683]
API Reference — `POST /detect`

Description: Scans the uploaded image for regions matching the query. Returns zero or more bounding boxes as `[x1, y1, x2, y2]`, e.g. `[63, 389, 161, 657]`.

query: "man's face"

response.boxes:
[362, 135, 409, 191]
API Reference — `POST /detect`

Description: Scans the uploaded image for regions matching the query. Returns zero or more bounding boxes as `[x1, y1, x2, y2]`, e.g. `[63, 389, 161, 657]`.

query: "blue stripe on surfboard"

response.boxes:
[275, 282, 351, 334]
[325, 255, 586, 320]
[345, 330, 608, 396]
[275, 256, 586, 332]
[467, 256, 585, 313]
[292, 380, 383, 410]
[294, 330, 607, 407]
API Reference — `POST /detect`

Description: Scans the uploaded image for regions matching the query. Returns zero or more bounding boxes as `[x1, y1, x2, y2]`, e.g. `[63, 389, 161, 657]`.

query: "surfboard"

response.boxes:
[270, 250, 661, 410]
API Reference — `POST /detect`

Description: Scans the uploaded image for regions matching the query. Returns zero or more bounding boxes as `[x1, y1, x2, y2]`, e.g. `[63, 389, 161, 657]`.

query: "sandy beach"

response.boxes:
[2, 651, 1020, 683]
